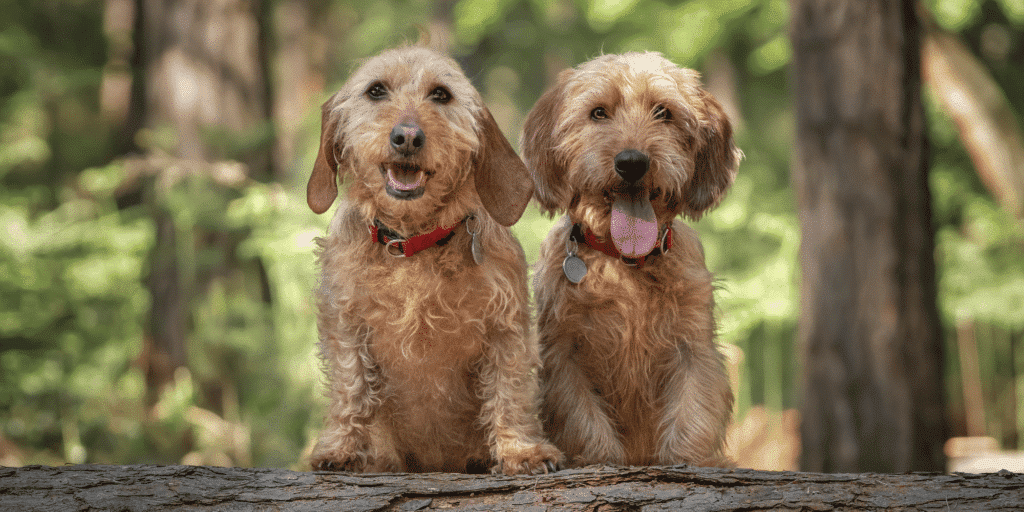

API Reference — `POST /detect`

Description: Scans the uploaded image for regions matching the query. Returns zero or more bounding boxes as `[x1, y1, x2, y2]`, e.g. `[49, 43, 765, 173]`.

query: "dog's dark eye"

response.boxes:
[430, 87, 452, 104]
[653, 105, 672, 121]
[590, 107, 608, 120]
[366, 82, 388, 101]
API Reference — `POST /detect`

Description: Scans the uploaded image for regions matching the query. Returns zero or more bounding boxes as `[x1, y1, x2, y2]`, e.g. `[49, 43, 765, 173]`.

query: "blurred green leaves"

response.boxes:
[1002, 0, 1024, 24]
[931, 0, 983, 31]
[928, 0, 1024, 30]
[748, 33, 789, 75]
[585, 0, 641, 30]
[456, 0, 510, 45]
[0, 172, 152, 465]
[1, 157, 328, 466]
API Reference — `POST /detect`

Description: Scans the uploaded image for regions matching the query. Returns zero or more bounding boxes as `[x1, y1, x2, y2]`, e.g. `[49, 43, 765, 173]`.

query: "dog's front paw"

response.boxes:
[494, 441, 564, 475]
[310, 450, 367, 472]
[309, 435, 371, 472]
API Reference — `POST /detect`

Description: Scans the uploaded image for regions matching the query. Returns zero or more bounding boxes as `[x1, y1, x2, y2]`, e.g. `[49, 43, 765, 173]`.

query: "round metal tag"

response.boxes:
[562, 255, 588, 284]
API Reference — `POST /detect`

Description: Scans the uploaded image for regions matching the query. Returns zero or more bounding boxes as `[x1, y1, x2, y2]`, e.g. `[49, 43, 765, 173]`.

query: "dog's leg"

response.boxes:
[477, 330, 563, 475]
[540, 338, 626, 466]
[309, 322, 393, 471]
[363, 418, 404, 472]
[656, 346, 733, 467]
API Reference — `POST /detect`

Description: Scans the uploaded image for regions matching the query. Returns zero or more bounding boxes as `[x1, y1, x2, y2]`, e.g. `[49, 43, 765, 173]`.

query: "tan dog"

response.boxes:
[307, 45, 561, 474]
[521, 52, 740, 467]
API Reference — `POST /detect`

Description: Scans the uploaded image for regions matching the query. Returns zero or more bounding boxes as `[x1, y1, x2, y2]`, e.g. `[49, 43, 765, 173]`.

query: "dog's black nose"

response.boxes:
[390, 123, 425, 155]
[614, 149, 650, 183]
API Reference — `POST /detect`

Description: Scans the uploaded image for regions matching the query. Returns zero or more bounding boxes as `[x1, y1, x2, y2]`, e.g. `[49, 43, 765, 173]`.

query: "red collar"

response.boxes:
[571, 222, 672, 268]
[370, 218, 462, 257]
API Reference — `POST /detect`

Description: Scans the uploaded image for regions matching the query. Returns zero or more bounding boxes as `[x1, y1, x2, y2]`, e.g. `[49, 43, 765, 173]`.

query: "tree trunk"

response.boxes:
[2, 464, 1021, 511]
[790, 0, 948, 472]
[139, 0, 270, 168]
[142, 209, 188, 407]
[133, 0, 271, 400]
[270, 0, 326, 183]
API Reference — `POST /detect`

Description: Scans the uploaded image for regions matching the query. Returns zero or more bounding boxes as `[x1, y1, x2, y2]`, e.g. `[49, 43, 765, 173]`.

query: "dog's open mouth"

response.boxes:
[382, 163, 426, 200]
[609, 187, 659, 258]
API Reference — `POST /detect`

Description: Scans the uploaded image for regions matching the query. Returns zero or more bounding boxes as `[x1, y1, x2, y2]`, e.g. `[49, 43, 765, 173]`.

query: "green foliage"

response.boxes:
[0, 0, 113, 193]
[1, 157, 329, 466]
[929, 0, 984, 31]
[1, 165, 151, 464]
[0, 0, 795, 466]
[0, 0, 140, 461]
[921, 2, 1024, 447]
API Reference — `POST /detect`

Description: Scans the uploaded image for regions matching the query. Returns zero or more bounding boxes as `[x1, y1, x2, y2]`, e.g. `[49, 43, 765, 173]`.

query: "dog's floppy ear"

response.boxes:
[681, 89, 740, 219]
[307, 93, 343, 214]
[520, 73, 570, 215]
[473, 107, 534, 226]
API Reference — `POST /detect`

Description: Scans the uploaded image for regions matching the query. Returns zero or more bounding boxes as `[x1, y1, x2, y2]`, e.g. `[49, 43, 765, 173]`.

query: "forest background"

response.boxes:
[1, 0, 1022, 472]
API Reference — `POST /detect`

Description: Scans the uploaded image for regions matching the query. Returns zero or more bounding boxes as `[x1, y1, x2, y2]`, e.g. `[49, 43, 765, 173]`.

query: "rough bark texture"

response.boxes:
[790, 0, 948, 472]
[1, 464, 1021, 511]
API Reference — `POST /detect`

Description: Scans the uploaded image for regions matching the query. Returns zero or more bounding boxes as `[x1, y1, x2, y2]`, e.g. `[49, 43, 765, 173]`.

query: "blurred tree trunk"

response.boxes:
[134, 0, 271, 404]
[271, 0, 327, 183]
[922, 26, 1024, 219]
[790, 0, 948, 472]
[139, 0, 270, 169]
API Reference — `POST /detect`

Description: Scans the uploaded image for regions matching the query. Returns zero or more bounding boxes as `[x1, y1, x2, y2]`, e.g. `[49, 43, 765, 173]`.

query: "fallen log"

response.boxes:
[1, 463, 1021, 511]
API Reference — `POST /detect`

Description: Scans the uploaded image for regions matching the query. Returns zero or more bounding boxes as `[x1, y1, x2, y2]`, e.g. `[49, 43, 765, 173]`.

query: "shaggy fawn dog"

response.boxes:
[521, 52, 740, 467]
[307, 45, 561, 474]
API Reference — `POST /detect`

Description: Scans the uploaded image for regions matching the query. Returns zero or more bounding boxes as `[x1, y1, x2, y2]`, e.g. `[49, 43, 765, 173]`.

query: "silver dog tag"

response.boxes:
[562, 236, 586, 283]
[467, 215, 484, 265]
[471, 231, 485, 265]
[562, 255, 587, 284]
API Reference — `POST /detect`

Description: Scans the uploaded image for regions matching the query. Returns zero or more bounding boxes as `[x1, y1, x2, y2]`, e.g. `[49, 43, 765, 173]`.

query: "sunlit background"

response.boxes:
[1, 0, 1022, 472]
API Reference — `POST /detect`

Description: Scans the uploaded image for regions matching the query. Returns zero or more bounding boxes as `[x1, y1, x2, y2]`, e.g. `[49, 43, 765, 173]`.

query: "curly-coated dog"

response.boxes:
[307, 45, 562, 474]
[521, 52, 740, 467]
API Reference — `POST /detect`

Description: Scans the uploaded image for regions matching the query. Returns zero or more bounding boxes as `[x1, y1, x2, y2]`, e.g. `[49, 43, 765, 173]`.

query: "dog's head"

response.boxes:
[307, 46, 532, 227]
[521, 52, 740, 257]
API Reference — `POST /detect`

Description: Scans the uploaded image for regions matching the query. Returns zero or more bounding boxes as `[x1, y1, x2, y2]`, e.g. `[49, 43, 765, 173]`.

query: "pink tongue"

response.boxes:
[610, 196, 658, 258]
[387, 166, 423, 191]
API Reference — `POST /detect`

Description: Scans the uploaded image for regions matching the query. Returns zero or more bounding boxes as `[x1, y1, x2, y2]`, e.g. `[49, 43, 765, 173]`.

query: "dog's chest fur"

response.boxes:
[318, 206, 508, 458]
[537, 221, 716, 458]
[326, 225, 492, 372]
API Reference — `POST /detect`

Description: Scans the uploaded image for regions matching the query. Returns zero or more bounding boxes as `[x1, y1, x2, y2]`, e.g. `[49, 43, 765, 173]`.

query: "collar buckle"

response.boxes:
[370, 217, 465, 258]
[384, 238, 407, 257]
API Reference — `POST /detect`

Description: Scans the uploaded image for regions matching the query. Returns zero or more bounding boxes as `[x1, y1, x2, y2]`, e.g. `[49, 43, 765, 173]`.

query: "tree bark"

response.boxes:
[790, 0, 948, 472]
[1, 464, 1021, 511]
